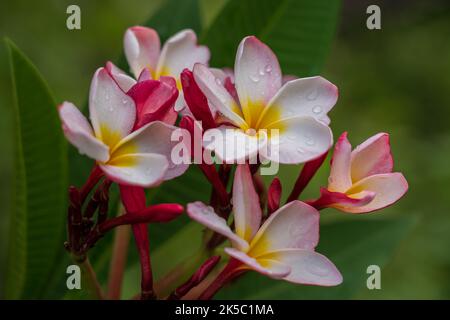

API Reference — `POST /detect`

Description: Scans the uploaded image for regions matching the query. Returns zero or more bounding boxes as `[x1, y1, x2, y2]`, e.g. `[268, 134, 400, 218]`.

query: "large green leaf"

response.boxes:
[216, 217, 416, 299]
[4, 39, 68, 299]
[202, 0, 341, 76]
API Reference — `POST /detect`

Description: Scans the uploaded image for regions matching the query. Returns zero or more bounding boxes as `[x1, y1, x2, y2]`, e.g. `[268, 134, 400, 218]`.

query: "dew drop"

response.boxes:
[249, 75, 260, 83]
[215, 77, 222, 85]
[306, 139, 315, 146]
[297, 147, 305, 153]
[312, 106, 322, 114]
[122, 98, 128, 105]
[264, 64, 272, 73]
[306, 89, 319, 101]
[258, 68, 265, 76]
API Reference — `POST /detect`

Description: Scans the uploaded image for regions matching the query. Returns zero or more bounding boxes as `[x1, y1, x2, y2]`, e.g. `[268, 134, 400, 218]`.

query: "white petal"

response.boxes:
[187, 202, 249, 251]
[264, 249, 342, 286]
[249, 201, 319, 257]
[328, 132, 352, 192]
[234, 36, 282, 110]
[59, 102, 109, 162]
[105, 61, 137, 92]
[124, 26, 160, 78]
[262, 116, 333, 164]
[89, 68, 136, 147]
[203, 127, 267, 164]
[343, 173, 408, 213]
[111, 121, 190, 180]
[233, 164, 262, 242]
[193, 63, 246, 127]
[351, 133, 393, 182]
[261, 77, 338, 126]
[157, 29, 210, 80]
[100, 153, 168, 187]
[224, 247, 290, 279]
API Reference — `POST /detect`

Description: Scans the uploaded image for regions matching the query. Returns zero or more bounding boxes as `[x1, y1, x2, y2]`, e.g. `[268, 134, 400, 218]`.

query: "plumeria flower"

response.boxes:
[309, 132, 408, 213]
[193, 36, 338, 164]
[187, 164, 342, 286]
[122, 26, 210, 111]
[59, 67, 189, 187]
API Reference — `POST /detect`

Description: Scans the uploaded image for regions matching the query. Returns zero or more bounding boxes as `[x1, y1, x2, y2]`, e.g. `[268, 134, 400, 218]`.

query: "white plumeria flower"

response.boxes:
[122, 26, 210, 111]
[58, 67, 189, 187]
[194, 36, 338, 164]
[187, 164, 342, 286]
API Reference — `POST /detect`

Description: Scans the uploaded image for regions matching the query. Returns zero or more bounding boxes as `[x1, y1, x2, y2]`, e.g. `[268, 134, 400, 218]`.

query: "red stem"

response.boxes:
[79, 165, 103, 204]
[198, 258, 244, 300]
[287, 152, 328, 203]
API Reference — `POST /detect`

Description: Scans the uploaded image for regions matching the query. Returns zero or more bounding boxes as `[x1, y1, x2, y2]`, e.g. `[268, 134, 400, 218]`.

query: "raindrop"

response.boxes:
[122, 98, 128, 105]
[312, 106, 322, 114]
[306, 89, 319, 101]
[306, 138, 315, 146]
[215, 77, 222, 85]
[249, 75, 260, 83]
[258, 68, 265, 76]
[264, 64, 272, 73]
[297, 147, 305, 153]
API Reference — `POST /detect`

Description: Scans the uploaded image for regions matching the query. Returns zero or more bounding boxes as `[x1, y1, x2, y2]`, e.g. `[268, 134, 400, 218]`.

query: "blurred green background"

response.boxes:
[0, 0, 449, 299]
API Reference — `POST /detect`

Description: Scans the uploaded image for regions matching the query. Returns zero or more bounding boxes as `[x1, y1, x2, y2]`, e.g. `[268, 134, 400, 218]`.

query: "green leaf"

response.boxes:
[4, 39, 68, 299]
[216, 217, 416, 299]
[202, 0, 341, 76]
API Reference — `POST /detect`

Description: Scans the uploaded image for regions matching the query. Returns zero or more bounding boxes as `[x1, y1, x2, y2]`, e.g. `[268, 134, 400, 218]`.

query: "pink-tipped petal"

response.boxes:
[263, 76, 338, 126]
[59, 102, 109, 162]
[234, 36, 282, 113]
[203, 126, 267, 164]
[310, 187, 376, 210]
[100, 153, 168, 187]
[328, 132, 352, 192]
[233, 164, 263, 242]
[267, 178, 282, 214]
[124, 26, 160, 78]
[105, 61, 137, 92]
[262, 116, 333, 164]
[351, 133, 394, 182]
[343, 173, 408, 213]
[112, 121, 190, 180]
[193, 63, 246, 127]
[157, 29, 210, 80]
[267, 249, 342, 286]
[89, 68, 136, 145]
[249, 201, 320, 257]
[187, 202, 249, 251]
[224, 248, 291, 279]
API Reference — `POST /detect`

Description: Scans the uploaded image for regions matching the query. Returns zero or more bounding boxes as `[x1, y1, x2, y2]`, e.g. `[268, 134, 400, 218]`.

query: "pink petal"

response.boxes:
[124, 26, 160, 78]
[267, 177, 282, 214]
[105, 61, 136, 92]
[58, 102, 109, 162]
[351, 133, 394, 182]
[112, 121, 190, 180]
[224, 248, 291, 279]
[89, 68, 136, 146]
[262, 76, 338, 126]
[249, 201, 320, 257]
[262, 116, 333, 164]
[266, 249, 342, 286]
[157, 29, 210, 80]
[234, 36, 282, 110]
[187, 202, 249, 251]
[193, 63, 246, 127]
[126, 79, 178, 129]
[343, 173, 408, 213]
[233, 164, 263, 242]
[100, 153, 168, 187]
[328, 132, 352, 192]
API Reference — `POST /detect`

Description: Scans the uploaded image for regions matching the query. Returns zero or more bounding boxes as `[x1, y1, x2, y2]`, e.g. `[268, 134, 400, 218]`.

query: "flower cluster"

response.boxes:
[59, 27, 408, 300]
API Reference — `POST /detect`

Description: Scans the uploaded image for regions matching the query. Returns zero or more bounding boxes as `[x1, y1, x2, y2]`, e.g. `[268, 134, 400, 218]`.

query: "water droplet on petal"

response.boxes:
[312, 106, 322, 114]
[258, 68, 265, 76]
[297, 147, 305, 153]
[306, 89, 319, 101]
[249, 75, 260, 83]
[265, 64, 272, 73]
[306, 139, 315, 146]
[122, 98, 128, 105]
[215, 77, 222, 85]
